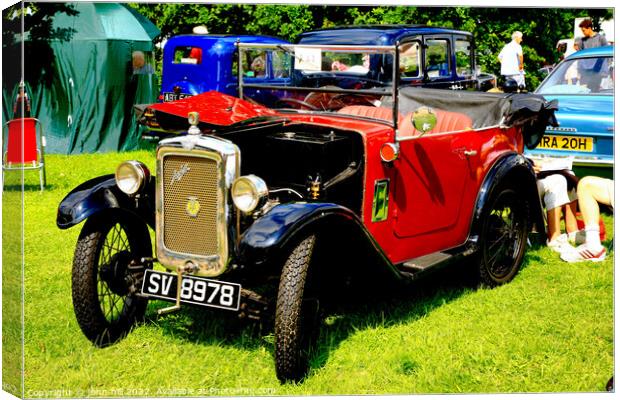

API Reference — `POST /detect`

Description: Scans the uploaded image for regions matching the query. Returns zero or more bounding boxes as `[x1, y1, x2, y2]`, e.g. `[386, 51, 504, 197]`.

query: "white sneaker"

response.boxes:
[547, 234, 573, 254]
[560, 244, 607, 263]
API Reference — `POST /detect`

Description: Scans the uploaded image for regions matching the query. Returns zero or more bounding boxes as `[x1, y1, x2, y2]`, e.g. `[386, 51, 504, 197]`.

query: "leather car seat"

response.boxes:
[399, 109, 473, 137]
[337, 105, 400, 123]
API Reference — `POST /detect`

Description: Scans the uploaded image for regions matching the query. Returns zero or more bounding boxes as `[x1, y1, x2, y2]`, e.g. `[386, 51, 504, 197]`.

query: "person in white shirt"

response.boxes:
[498, 31, 525, 88]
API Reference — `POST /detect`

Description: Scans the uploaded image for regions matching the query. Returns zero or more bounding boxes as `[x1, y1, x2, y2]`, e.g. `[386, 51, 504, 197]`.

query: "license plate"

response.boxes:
[163, 92, 191, 102]
[537, 134, 593, 152]
[141, 270, 241, 311]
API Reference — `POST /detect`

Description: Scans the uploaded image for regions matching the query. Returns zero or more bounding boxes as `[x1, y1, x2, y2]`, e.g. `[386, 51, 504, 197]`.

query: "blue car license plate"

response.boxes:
[141, 270, 241, 311]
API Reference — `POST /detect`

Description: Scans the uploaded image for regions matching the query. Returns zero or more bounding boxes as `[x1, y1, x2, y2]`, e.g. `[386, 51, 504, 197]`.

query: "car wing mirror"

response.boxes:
[412, 106, 437, 137]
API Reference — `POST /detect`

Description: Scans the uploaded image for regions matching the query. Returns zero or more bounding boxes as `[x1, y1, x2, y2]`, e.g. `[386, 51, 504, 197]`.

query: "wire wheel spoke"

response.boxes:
[488, 230, 509, 251]
[110, 292, 123, 320]
[487, 241, 506, 266]
[486, 200, 520, 277]
[97, 223, 132, 323]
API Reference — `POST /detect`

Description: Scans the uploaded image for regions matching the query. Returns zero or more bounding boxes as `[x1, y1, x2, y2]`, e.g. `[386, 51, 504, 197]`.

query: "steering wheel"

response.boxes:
[274, 98, 320, 111]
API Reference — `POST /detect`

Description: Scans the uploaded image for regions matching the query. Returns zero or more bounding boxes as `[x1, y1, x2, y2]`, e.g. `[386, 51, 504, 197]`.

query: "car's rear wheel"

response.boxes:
[72, 211, 152, 347]
[478, 187, 528, 287]
[274, 234, 319, 383]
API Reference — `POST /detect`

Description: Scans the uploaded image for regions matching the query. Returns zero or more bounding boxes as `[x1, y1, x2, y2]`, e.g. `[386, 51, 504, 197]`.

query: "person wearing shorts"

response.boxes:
[561, 176, 614, 262]
[536, 174, 580, 253]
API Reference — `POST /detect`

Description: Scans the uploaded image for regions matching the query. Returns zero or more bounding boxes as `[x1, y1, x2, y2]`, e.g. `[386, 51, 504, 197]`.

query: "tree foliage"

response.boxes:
[2, 2, 78, 45]
[6, 4, 612, 91]
[129, 4, 612, 89]
[2, 3, 78, 88]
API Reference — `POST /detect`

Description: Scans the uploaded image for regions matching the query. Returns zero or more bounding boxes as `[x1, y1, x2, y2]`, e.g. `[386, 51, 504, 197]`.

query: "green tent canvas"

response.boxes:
[2, 3, 160, 154]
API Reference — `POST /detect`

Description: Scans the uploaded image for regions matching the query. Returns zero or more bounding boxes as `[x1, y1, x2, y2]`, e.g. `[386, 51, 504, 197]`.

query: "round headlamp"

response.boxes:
[231, 175, 268, 214]
[115, 160, 150, 195]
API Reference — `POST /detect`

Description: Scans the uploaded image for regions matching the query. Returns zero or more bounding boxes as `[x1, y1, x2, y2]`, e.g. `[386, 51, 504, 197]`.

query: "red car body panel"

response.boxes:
[231, 110, 524, 264]
[147, 90, 526, 265]
[364, 127, 522, 263]
[148, 91, 278, 126]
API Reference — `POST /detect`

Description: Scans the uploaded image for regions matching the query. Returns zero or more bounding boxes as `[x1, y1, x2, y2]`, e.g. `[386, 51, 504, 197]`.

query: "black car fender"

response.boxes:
[56, 174, 155, 230]
[469, 152, 545, 243]
[236, 202, 402, 279]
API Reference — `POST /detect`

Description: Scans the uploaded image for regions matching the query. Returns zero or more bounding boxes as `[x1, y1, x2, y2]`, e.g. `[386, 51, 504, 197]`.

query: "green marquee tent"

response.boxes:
[2, 3, 160, 154]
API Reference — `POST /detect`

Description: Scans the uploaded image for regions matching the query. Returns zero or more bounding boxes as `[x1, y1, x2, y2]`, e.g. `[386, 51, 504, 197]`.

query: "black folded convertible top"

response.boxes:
[391, 87, 558, 149]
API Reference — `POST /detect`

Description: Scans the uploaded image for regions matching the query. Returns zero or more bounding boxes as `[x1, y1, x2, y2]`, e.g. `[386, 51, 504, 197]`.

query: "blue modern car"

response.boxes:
[528, 46, 614, 177]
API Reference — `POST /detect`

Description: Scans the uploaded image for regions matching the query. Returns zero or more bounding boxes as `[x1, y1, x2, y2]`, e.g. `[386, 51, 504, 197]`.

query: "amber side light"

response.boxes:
[380, 142, 399, 162]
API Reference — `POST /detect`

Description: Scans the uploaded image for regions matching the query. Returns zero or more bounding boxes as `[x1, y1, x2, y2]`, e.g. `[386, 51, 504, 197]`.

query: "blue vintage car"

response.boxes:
[528, 46, 614, 177]
[160, 26, 496, 104]
[159, 34, 291, 102]
[296, 25, 496, 91]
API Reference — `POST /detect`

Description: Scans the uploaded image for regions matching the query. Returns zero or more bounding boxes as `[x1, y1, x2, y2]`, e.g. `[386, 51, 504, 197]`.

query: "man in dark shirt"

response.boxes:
[574, 18, 609, 50]
[573, 19, 609, 91]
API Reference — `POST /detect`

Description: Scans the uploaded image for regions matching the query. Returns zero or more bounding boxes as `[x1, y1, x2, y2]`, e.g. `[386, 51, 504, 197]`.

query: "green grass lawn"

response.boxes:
[3, 151, 614, 396]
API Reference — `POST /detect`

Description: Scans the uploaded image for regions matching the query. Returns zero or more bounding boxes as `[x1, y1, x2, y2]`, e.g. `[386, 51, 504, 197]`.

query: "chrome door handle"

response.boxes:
[463, 150, 477, 156]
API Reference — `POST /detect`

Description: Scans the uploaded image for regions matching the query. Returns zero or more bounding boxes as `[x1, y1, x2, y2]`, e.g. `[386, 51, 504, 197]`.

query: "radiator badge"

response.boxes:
[170, 163, 190, 186]
[186, 196, 201, 218]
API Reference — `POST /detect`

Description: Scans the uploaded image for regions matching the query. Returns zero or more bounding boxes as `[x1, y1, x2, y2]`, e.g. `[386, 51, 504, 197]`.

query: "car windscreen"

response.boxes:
[537, 56, 614, 95]
[236, 43, 397, 117]
[298, 51, 371, 75]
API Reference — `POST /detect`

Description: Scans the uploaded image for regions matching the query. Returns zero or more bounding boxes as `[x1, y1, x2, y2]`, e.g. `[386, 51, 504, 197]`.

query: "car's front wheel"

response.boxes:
[478, 187, 528, 287]
[274, 234, 319, 383]
[72, 211, 152, 347]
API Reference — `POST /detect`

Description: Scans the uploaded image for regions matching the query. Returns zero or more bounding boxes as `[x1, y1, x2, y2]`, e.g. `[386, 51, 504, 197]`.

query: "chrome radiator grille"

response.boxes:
[161, 154, 221, 256]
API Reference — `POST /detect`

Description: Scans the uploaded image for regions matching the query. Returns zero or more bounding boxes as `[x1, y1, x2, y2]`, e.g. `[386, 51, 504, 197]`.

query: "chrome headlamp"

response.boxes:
[231, 175, 268, 214]
[115, 160, 150, 195]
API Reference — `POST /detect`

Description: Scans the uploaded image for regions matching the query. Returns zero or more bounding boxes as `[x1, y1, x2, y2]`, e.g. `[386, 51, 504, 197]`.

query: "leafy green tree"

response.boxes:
[2, 2, 78, 45]
[2, 3, 78, 88]
[126, 5, 613, 90]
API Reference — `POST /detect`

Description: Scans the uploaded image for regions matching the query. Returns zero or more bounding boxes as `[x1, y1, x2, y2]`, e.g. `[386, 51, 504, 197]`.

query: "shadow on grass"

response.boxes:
[304, 261, 484, 375]
[142, 259, 497, 380]
[144, 300, 270, 351]
[2, 183, 57, 191]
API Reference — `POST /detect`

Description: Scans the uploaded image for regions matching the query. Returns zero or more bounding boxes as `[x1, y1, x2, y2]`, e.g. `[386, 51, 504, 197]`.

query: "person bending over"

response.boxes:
[536, 173, 581, 253]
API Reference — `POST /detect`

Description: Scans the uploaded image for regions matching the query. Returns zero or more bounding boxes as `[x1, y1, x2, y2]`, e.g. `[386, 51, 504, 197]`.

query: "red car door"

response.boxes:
[392, 129, 484, 253]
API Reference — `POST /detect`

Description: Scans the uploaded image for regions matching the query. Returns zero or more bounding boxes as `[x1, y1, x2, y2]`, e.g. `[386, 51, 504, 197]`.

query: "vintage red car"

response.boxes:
[57, 43, 556, 382]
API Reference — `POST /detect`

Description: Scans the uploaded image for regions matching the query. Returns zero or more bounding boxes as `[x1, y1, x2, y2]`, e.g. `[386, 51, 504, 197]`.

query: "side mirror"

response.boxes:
[412, 107, 437, 137]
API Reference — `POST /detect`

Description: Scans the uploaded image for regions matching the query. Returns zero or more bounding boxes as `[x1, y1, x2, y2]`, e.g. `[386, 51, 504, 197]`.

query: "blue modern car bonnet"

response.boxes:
[527, 46, 614, 174]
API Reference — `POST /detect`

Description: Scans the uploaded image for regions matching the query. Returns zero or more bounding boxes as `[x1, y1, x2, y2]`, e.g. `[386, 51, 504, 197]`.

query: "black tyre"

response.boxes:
[274, 234, 317, 383]
[478, 188, 528, 287]
[72, 211, 152, 347]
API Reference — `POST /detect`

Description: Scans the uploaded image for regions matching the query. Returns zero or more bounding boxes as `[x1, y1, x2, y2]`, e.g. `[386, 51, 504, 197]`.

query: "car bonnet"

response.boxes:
[147, 91, 280, 127]
[542, 94, 613, 136]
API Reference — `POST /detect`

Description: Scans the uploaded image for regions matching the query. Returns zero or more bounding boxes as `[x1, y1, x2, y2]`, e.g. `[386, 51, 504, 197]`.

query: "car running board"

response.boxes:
[402, 252, 453, 272]
[397, 243, 477, 280]
[403, 252, 452, 271]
